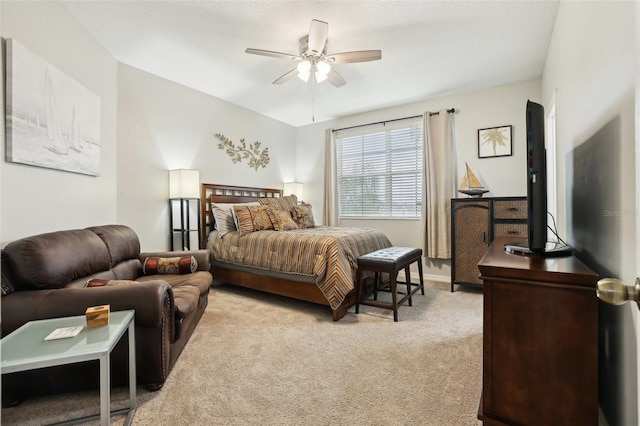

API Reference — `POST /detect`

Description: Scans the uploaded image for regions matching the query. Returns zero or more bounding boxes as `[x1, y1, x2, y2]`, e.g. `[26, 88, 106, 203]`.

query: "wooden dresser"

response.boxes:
[477, 237, 599, 425]
[451, 196, 527, 291]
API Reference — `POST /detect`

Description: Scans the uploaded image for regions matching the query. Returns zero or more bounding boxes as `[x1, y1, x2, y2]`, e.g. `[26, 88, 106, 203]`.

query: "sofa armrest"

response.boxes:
[139, 249, 210, 272]
[1, 281, 174, 337]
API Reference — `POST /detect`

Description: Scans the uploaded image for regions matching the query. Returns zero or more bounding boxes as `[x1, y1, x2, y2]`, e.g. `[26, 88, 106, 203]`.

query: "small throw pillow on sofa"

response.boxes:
[86, 279, 139, 287]
[143, 256, 198, 275]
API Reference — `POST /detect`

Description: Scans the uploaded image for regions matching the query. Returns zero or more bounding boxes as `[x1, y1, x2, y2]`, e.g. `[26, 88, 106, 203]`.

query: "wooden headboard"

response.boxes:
[200, 183, 283, 248]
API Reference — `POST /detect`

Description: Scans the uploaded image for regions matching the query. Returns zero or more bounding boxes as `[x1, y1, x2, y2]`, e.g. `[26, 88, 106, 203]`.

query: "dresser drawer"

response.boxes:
[493, 200, 527, 219]
[494, 222, 528, 238]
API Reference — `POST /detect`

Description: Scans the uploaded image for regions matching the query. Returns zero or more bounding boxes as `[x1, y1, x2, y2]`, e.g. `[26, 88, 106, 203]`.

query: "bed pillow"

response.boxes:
[233, 205, 274, 236]
[211, 202, 259, 237]
[212, 207, 237, 237]
[212, 202, 260, 211]
[142, 256, 198, 275]
[266, 207, 299, 231]
[258, 194, 297, 211]
[291, 202, 316, 229]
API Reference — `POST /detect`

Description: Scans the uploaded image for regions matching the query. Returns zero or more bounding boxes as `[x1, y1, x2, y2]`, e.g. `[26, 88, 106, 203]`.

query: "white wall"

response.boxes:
[543, 1, 636, 270]
[0, 1, 117, 244]
[296, 79, 541, 280]
[542, 1, 636, 424]
[117, 64, 297, 250]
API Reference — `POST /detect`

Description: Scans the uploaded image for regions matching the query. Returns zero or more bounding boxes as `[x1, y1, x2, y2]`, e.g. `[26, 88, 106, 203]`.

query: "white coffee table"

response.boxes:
[1, 310, 136, 426]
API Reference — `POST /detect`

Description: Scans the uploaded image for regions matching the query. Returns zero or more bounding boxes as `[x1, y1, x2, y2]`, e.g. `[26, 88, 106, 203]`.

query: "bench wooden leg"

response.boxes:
[373, 272, 380, 301]
[391, 273, 398, 322]
[417, 256, 425, 295]
[355, 267, 362, 314]
[405, 266, 413, 306]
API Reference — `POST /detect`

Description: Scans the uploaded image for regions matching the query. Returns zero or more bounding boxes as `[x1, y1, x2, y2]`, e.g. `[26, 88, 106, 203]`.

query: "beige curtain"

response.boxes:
[323, 128, 340, 226]
[422, 110, 455, 259]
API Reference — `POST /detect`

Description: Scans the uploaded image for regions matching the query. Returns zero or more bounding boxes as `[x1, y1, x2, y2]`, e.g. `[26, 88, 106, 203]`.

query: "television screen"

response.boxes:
[504, 100, 571, 257]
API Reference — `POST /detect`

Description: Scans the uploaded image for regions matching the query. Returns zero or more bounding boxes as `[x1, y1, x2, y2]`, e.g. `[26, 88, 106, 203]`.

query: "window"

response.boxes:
[336, 120, 423, 219]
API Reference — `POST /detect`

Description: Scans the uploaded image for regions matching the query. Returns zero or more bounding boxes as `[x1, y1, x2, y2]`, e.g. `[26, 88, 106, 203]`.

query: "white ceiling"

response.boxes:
[61, 1, 559, 127]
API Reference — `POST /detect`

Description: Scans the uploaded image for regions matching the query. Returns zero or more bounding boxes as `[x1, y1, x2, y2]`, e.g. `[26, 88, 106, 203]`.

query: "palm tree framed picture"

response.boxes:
[478, 125, 512, 158]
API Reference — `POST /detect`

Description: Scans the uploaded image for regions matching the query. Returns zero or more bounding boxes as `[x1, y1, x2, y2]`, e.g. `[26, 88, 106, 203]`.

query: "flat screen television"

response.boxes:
[504, 100, 571, 256]
[526, 99, 547, 253]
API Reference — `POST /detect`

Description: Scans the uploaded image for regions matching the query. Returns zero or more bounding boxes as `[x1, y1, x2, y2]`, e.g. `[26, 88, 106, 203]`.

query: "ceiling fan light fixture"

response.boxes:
[245, 19, 381, 88]
[316, 60, 330, 76]
[314, 60, 331, 83]
[298, 71, 310, 82]
[297, 60, 312, 82]
[297, 59, 311, 71]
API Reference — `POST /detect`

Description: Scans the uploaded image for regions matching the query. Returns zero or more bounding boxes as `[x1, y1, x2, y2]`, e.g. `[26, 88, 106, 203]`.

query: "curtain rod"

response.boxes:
[332, 108, 455, 133]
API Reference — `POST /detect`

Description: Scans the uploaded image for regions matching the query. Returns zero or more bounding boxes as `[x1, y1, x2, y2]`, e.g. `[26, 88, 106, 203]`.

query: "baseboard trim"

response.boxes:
[399, 271, 450, 285]
[424, 273, 449, 283]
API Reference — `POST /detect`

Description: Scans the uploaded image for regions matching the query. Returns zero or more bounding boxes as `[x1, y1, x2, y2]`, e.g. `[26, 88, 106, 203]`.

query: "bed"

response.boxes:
[199, 183, 393, 321]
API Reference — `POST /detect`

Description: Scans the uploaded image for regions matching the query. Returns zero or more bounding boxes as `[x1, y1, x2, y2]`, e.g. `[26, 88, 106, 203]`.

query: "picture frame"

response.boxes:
[478, 125, 512, 159]
[5, 39, 101, 176]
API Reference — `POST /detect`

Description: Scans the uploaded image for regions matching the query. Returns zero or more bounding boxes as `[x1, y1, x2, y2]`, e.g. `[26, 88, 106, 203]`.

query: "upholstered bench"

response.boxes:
[355, 247, 424, 322]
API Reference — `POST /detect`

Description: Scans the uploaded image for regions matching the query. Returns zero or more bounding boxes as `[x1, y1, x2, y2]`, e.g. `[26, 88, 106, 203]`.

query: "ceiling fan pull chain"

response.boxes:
[311, 72, 316, 122]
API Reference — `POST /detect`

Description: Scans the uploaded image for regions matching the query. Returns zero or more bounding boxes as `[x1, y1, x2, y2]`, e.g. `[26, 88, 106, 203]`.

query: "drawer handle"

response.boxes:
[508, 207, 519, 212]
[507, 230, 520, 235]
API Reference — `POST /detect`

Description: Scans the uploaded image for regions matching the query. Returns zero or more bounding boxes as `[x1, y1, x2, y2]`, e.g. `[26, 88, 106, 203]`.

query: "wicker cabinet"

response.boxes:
[450, 197, 526, 291]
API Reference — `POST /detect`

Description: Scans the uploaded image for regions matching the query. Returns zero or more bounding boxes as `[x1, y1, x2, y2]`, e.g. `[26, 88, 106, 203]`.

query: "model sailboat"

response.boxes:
[458, 162, 489, 197]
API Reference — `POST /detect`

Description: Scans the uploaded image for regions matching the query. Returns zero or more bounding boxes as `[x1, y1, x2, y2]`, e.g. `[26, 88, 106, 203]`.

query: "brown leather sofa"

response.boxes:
[1, 224, 212, 402]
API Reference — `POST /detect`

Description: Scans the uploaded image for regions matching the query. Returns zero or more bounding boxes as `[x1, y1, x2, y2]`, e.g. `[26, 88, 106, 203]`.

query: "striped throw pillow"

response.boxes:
[258, 194, 297, 211]
[233, 205, 274, 236]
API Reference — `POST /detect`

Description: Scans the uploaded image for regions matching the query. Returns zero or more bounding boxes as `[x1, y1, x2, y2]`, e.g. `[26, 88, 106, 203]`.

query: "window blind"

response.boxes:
[336, 120, 423, 219]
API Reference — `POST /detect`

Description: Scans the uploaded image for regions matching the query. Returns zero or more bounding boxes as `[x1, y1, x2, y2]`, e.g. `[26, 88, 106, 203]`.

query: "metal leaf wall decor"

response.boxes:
[214, 133, 270, 171]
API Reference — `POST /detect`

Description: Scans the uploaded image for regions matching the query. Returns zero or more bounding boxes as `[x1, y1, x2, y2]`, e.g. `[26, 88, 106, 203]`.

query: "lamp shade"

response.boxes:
[284, 182, 303, 201]
[169, 169, 200, 199]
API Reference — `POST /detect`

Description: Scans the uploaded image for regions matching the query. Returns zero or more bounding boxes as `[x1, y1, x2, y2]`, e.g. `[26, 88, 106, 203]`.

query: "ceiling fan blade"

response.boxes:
[272, 68, 298, 85]
[307, 19, 328, 54]
[326, 50, 382, 64]
[245, 48, 299, 61]
[326, 69, 346, 88]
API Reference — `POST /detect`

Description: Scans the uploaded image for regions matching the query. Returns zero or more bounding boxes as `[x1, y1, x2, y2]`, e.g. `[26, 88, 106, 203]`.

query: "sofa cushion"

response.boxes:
[66, 270, 117, 289]
[87, 225, 141, 266]
[137, 273, 202, 322]
[171, 285, 201, 320]
[112, 259, 142, 280]
[3, 229, 111, 290]
[138, 271, 212, 296]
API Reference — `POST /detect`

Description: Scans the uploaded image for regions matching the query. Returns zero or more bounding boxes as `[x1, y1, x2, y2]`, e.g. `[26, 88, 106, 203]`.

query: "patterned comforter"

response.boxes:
[207, 226, 392, 309]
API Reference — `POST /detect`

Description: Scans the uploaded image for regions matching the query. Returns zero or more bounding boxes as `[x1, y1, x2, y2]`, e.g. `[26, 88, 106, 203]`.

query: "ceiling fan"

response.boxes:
[245, 19, 382, 87]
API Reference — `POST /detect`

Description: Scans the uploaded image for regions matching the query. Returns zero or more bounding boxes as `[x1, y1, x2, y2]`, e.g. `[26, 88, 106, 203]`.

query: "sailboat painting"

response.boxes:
[5, 39, 101, 176]
[458, 162, 489, 197]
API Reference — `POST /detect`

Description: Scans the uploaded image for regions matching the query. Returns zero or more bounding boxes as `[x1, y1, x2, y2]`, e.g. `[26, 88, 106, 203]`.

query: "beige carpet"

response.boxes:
[2, 282, 484, 425]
